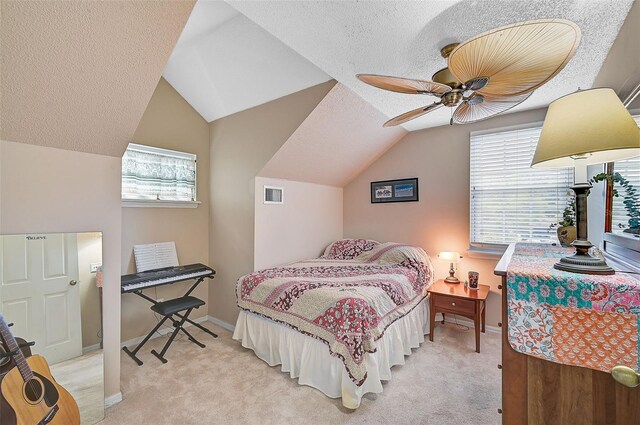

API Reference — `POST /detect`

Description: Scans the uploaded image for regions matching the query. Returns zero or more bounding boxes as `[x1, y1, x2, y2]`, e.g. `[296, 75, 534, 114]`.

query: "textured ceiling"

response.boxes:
[0, 1, 194, 157]
[229, 0, 634, 131]
[259, 83, 406, 187]
[163, 1, 331, 123]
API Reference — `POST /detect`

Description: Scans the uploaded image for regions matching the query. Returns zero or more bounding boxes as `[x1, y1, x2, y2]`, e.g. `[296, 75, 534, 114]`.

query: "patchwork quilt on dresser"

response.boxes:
[236, 242, 434, 385]
[507, 243, 640, 373]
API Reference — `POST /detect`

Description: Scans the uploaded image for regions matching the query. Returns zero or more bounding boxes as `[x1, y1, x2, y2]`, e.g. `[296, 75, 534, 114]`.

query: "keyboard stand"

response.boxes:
[122, 276, 217, 366]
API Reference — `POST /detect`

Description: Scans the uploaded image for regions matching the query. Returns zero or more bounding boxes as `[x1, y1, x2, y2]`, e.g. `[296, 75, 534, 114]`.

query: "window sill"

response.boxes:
[466, 245, 508, 260]
[121, 199, 201, 209]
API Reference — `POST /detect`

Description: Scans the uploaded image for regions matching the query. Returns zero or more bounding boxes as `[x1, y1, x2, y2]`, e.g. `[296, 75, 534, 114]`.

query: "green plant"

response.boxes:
[550, 198, 576, 229]
[590, 172, 639, 235]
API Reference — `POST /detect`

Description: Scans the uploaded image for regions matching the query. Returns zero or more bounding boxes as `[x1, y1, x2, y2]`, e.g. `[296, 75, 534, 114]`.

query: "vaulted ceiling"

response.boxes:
[259, 83, 407, 187]
[0, 1, 195, 157]
[167, 0, 633, 131]
[1, 0, 635, 163]
[163, 1, 331, 123]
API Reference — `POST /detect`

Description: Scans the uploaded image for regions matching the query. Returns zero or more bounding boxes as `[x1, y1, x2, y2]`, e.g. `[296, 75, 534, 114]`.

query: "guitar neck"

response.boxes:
[0, 315, 33, 382]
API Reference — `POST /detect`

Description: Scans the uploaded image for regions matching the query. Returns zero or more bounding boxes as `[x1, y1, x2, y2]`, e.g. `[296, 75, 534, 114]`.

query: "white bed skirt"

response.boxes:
[232, 299, 430, 409]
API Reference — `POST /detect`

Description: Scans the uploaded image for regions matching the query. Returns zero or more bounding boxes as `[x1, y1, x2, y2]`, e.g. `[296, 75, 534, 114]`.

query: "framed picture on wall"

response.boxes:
[370, 178, 419, 203]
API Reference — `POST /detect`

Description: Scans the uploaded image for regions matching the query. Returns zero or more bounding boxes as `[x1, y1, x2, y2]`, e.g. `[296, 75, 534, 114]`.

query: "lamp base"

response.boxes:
[444, 276, 460, 283]
[553, 252, 615, 275]
[553, 182, 615, 275]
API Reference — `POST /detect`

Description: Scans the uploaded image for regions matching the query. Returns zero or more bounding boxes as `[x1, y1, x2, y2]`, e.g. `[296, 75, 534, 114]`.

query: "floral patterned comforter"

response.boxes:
[507, 243, 640, 373]
[236, 242, 434, 385]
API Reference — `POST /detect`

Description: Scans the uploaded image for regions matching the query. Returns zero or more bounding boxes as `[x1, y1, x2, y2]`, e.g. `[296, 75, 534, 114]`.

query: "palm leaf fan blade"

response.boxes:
[356, 74, 451, 96]
[452, 93, 531, 124]
[384, 103, 443, 127]
[448, 19, 581, 97]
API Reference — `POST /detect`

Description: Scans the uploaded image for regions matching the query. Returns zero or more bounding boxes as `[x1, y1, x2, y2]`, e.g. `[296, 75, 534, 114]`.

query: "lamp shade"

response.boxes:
[438, 251, 461, 263]
[531, 88, 640, 168]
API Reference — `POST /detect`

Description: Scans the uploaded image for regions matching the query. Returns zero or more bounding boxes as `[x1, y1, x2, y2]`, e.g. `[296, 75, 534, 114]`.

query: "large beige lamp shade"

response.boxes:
[532, 88, 640, 168]
[531, 88, 640, 275]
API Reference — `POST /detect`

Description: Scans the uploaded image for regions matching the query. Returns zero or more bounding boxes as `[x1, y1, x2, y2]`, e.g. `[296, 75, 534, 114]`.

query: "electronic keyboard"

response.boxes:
[121, 263, 215, 293]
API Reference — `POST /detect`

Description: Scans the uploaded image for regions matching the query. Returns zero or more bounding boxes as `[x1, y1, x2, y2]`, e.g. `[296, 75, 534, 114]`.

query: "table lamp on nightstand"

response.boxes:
[438, 251, 461, 283]
[532, 88, 640, 275]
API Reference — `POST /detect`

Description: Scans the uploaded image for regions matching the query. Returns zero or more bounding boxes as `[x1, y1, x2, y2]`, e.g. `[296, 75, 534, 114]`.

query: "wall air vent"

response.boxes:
[264, 186, 284, 204]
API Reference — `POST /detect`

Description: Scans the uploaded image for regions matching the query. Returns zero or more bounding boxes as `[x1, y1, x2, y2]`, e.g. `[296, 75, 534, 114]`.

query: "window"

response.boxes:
[610, 115, 640, 233]
[470, 126, 573, 246]
[122, 143, 197, 205]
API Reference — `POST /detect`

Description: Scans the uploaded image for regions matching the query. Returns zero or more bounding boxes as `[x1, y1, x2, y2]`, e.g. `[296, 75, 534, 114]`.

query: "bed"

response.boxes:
[232, 239, 434, 408]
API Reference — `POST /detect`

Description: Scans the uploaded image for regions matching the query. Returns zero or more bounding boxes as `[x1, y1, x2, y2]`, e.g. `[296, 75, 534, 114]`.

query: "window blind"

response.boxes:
[470, 126, 574, 245]
[611, 116, 640, 232]
[122, 143, 197, 202]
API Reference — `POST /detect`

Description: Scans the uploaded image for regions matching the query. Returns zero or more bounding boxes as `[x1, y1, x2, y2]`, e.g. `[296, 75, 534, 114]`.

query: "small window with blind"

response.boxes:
[470, 125, 573, 247]
[121, 143, 199, 207]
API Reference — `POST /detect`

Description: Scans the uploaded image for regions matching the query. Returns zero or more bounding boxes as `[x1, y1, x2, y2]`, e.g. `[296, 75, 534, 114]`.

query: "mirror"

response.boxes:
[0, 232, 104, 424]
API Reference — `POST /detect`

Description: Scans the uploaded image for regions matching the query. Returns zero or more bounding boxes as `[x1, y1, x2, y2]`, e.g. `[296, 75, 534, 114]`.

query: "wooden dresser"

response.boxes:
[494, 244, 640, 425]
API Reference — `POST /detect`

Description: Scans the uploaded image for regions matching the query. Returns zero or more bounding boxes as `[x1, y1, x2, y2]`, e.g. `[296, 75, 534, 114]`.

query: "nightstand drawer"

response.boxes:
[434, 294, 476, 314]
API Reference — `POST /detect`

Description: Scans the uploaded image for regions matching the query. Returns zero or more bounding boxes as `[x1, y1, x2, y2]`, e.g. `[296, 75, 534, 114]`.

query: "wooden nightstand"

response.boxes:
[427, 279, 490, 353]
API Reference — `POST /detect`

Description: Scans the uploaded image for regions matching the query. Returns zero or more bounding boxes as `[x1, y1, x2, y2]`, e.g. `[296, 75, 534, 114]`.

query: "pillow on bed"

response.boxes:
[323, 238, 380, 260]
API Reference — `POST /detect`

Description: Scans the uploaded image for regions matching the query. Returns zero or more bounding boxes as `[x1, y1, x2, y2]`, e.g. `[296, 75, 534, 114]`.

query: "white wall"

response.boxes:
[0, 140, 122, 399]
[254, 177, 343, 270]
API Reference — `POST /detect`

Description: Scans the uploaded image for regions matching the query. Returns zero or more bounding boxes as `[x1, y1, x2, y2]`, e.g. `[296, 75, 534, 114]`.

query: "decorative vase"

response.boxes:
[557, 226, 577, 247]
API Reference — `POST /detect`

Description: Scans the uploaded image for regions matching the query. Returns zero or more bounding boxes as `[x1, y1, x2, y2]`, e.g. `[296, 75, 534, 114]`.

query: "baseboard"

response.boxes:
[104, 392, 123, 409]
[434, 313, 502, 334]
[120, 315, 210, 348]
[207, 315, 235, 332]
[82, 343, 102, 354]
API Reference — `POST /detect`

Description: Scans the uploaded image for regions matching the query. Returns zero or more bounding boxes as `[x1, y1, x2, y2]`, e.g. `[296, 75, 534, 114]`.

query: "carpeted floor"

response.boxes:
[101, 321, 501, 425]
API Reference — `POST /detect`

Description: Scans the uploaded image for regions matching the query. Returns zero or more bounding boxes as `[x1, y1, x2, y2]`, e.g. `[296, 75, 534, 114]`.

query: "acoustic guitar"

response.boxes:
[1, 331, 34, 425]
[0, 314, 80, 425]
[1, 334, 33, 374]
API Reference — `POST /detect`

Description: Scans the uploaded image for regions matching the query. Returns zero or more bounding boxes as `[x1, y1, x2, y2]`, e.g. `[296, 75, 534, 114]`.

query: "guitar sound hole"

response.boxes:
[23, 377, 45, 404]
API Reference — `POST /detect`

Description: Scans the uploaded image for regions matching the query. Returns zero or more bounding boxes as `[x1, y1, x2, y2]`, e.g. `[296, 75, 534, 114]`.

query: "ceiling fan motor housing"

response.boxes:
[442, 90, 464, 107]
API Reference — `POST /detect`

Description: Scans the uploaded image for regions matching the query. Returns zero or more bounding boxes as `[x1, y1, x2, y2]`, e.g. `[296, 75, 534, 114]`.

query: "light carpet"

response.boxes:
[101, 321, 501, 425]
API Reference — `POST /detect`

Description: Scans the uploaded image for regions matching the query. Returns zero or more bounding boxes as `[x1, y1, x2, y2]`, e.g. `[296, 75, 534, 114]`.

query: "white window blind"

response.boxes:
[470, 126, 573, 245]
[122, 143, 197, 202]
[611, 115, 640, 232]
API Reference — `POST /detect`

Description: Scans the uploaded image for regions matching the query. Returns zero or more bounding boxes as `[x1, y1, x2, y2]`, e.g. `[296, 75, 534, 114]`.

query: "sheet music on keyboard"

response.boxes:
[134, 242, 179, 273]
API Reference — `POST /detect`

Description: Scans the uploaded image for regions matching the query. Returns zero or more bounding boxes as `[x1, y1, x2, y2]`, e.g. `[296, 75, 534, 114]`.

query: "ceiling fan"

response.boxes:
[357, 19, 581, 127]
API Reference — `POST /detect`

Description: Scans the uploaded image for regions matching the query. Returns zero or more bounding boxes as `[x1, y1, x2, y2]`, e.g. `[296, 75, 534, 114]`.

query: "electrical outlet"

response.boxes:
[90, 263, 102, 273]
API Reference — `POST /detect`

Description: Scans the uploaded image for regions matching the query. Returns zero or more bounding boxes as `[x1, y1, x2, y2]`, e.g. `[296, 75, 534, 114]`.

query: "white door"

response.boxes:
[0, 233, 82, 365]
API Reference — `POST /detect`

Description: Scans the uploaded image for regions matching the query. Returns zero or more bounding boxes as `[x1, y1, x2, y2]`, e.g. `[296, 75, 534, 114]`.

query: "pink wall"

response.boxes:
[254, 177, 343, 270]
[343, 108, 548, 327]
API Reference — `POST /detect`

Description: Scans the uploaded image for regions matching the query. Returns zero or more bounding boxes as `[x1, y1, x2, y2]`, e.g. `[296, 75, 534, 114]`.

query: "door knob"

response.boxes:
[611, 365, 640, 388]
[69, 280, 78, 286]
